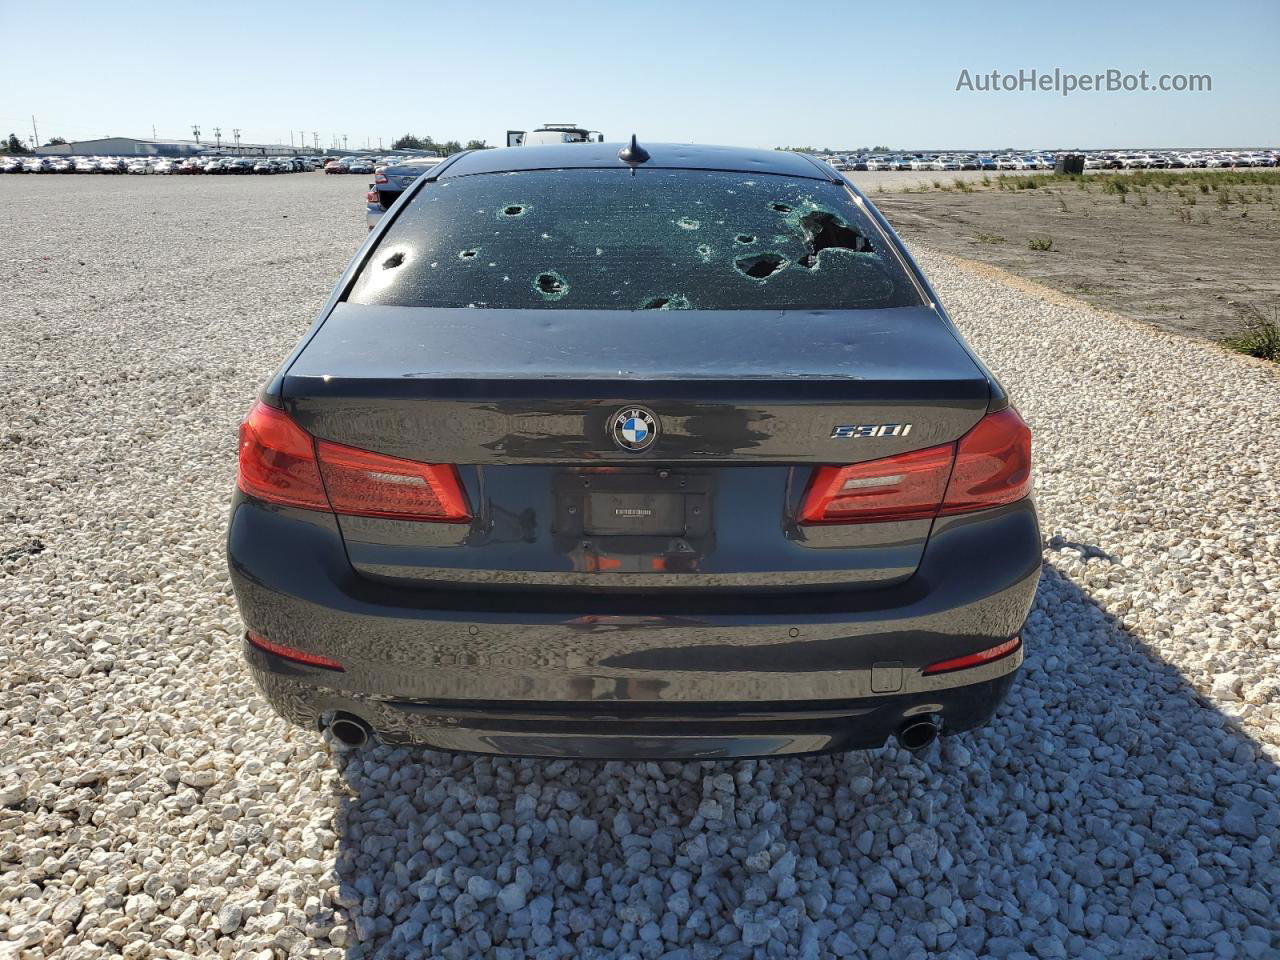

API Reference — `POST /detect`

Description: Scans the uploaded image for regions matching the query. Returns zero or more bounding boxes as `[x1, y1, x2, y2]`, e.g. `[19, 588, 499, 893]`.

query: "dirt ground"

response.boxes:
[872, 174, 1280, 341]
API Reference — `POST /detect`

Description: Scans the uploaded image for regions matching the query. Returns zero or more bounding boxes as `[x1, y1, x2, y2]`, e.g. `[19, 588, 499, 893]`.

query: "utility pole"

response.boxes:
[342, 134, 348, 151]
[192, 124, 200, 144]
[313, 132, 319, 153]
[379, 137, 383, 151]
[233, 128, 241, 155]
[31, 115, 38, 148]
[214, 127, 222, 149]
[152, 124, 157, 139]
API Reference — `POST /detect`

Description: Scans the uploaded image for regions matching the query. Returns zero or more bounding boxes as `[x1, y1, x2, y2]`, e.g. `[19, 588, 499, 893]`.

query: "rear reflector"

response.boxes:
[246, 631, 344, 671]
[799, 407, 1031, 524]
[923, 636, 1021, 675]
[237, 400, 470, 522]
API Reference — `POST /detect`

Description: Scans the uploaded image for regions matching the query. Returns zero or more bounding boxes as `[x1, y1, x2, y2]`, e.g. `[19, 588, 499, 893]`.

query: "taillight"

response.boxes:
[798, 444, 953, 524]
[375, 172, 388, 184]
[923, 635, 1021, 675]
[238, 402, 329, 510]
[798, 407, 1031, 524]
[236, 401, 470, 523]
[366, 189, 381, 205]
[316, 440, 470, 522]
[938, 407, 1031, 515]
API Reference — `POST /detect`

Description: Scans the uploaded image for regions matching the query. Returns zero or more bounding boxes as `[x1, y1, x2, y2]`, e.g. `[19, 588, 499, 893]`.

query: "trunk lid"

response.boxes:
[281, 304, 991, 592]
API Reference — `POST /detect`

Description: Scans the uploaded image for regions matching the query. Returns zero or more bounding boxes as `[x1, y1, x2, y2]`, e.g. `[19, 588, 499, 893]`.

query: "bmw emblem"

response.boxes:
[610, 406, 659, 452]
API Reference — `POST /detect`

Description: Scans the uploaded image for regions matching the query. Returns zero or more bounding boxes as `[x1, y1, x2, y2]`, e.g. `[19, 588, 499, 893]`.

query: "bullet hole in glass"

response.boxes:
[735, 253, 788, 280]
[459, 249, 479, 260]
[797, 210, 873, 261]
[735, 234, 756, 244]
[677, 217, 700, 230]
[770, 202, 793, 213]
[381, 252, 405, 270]
[501, 204, 528, 218]
[696, 244, 712, 260]
[534, 271, 569, 299]
[641, 294, 691, 310]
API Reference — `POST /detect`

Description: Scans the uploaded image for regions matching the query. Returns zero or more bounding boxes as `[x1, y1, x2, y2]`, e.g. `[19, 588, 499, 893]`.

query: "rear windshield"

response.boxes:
[347, 169, 923, 311]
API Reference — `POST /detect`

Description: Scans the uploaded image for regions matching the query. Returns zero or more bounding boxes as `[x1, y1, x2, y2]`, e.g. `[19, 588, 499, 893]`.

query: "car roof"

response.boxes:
[434, 142, 837, 181]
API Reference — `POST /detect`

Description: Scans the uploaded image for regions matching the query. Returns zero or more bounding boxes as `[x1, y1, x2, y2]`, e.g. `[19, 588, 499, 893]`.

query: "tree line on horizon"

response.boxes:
[391, 134, 493, 154]
[5, 134, 69, 154]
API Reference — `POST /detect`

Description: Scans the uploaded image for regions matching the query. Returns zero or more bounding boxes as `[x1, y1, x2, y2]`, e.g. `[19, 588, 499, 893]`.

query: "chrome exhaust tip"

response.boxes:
[897, 715, 941, 754]
[328, 713, 371, 748]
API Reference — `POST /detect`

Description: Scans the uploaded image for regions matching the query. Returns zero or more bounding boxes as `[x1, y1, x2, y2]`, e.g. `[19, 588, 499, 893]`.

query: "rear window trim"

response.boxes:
[830, 179, 932, 306]
[427, 163, 838, 184]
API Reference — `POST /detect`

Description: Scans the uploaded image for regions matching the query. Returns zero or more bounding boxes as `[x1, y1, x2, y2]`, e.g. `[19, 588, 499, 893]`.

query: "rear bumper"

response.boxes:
[247, 645, 1018, 758]
[228, 496, 1040, 758]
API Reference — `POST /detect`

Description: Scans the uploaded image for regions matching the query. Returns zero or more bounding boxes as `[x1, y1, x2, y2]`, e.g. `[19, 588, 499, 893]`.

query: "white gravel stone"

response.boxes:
[216, 904, 242, 935]
[2, 177, 1279, 959]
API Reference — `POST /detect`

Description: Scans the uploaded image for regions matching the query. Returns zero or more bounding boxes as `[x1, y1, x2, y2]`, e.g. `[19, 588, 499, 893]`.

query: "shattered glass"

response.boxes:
[347, 170, 922, 310]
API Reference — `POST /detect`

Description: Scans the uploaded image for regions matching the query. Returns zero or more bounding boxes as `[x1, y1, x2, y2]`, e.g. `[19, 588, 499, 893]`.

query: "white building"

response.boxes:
[36, 137, 306, 158]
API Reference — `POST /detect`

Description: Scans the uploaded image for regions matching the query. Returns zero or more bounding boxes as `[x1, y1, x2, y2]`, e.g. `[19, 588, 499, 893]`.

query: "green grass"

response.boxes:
[973, 233, 1007, 245]
[975, 169, 1280, 198]
[1222, 312, 1280, 362]
[916, 169, 1280, 195]
[1028, 236, 1054, 251]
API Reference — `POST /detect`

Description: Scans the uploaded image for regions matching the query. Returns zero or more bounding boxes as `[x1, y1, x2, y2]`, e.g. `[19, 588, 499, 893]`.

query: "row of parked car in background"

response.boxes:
[825, 149, 1278, 172]
[322, 156, 380, 174]
[0, 155, 326, 175]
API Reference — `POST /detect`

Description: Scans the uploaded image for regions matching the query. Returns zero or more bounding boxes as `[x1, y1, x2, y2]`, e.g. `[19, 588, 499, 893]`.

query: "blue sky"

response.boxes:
[4, 0, 1276, 150]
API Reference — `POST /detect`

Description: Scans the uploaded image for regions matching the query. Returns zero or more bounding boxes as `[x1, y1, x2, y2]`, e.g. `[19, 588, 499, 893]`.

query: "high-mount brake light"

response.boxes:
[236, 401, 470, 523]
[799, 408, 1032, 524]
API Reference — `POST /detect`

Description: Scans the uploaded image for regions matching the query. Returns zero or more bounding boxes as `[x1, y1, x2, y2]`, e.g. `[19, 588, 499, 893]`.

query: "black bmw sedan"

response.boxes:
[227, 141, 1040, 759]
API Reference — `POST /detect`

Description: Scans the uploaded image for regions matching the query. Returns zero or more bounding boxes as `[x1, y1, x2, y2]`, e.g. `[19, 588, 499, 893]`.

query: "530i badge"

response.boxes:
[830, 423, 914, 438]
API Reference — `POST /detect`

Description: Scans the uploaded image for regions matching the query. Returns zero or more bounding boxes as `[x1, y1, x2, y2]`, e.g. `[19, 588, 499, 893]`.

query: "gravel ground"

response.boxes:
[1, 175, 1278, 960]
